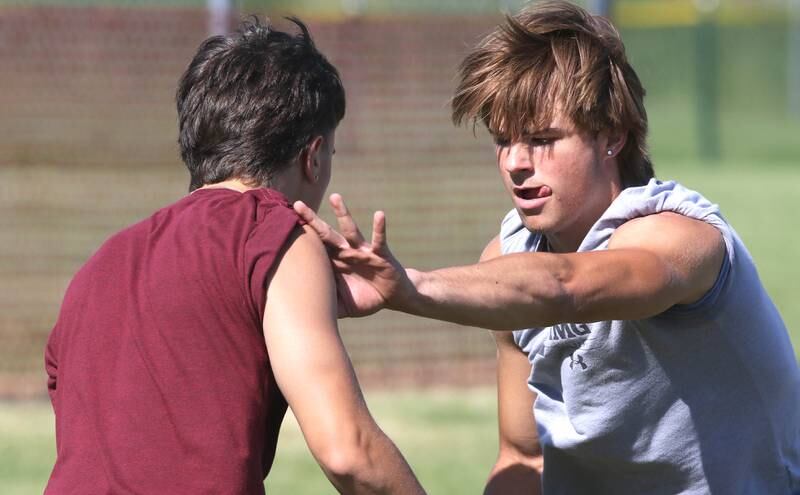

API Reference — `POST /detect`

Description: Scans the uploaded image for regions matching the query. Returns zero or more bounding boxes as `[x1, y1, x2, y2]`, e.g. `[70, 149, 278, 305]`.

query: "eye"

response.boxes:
[493, 136, 511, 147]
[529, 137, 555, 147]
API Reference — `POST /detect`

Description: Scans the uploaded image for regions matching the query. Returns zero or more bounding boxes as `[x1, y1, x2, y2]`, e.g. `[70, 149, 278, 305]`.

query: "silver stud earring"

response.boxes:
[606, 149, 613, 156]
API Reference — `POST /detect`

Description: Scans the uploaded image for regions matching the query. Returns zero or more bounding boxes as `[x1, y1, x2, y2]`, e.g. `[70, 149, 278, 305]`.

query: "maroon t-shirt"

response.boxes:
[45, 188, 299, 494]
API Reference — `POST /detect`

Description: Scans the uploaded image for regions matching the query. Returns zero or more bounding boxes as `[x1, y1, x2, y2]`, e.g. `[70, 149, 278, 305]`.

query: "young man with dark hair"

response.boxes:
[294, 2, 800, 493]
[45, 18, 424, 494]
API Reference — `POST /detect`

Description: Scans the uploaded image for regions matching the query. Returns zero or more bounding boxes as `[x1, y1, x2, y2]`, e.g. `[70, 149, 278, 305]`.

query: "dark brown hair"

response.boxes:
[177, 17, 345, 191]
[452, 0, 653, 187]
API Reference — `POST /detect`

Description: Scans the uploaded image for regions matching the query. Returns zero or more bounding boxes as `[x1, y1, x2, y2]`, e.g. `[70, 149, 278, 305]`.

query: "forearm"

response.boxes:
[392, 248, 676, 329]
[393, 253, 572, 330]
[488, 331, 543, 495]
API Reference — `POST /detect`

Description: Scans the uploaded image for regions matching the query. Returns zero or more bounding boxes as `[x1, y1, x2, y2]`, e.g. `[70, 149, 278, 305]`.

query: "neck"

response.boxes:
[545, 180, 623, 253]
[196, 179, 258, 193]
[196, 167, 303, 204]
[544, 231, 586, 254]
[545, 216, 600, 253]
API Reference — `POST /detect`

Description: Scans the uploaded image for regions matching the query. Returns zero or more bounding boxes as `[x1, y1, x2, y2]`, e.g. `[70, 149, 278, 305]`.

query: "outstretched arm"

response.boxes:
[402, 211, 725, 329]
[264, 224, 425, 494]
[296, 196, 725, 330]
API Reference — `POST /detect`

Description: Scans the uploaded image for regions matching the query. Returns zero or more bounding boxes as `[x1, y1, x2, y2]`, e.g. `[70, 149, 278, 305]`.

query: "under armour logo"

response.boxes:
[569, 352, 587, 370]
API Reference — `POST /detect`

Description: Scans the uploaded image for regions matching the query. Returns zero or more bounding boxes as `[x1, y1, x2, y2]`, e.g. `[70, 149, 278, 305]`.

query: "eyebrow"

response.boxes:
[490, 126, 567, 142]
[527, 127, 565, 135]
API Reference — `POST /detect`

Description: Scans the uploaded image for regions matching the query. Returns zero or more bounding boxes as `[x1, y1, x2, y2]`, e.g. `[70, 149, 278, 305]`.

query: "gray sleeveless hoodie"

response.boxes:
[500, 179, 800, 494]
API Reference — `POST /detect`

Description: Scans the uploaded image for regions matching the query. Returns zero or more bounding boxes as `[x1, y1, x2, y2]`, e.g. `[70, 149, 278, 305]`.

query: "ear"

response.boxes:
[602, 130, 627, 158]
[301, 135, 325, 183]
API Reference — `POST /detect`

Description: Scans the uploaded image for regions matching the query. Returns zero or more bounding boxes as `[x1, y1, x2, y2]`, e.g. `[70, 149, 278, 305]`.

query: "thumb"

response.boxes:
[334, 272, 355, 318]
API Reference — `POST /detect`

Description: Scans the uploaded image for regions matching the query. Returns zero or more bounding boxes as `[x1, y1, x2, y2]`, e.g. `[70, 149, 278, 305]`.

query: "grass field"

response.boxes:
[0, 389, 499, 494]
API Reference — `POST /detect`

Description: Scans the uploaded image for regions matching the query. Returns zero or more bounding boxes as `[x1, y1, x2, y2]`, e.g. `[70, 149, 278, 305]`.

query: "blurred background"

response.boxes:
[1, 0, 799, 492]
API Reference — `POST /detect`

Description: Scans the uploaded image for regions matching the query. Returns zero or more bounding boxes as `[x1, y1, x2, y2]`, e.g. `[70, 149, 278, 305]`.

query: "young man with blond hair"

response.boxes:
[295, 1, 800, 493]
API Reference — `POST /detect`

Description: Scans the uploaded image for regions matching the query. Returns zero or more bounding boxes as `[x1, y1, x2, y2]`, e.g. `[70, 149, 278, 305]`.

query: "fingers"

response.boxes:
[293, 200, 349, 249]
[296, 195, 388, 254]
[329, 193, 366, 246]
[371, 211, 386, 250]
[292, 200, 316, 225]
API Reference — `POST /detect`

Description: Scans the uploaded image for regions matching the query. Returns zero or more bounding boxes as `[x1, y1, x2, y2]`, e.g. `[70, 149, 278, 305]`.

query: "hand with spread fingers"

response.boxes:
[293, 193, 416, 318]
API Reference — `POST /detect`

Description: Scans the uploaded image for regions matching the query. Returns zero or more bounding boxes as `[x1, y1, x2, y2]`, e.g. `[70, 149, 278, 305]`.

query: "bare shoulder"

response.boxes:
[289, 223, 329, 253]
[481, 234, 502, 262]
[610, 212, 726, 305]
[268, 223, 336, 304]
[277, 224, 331, 270]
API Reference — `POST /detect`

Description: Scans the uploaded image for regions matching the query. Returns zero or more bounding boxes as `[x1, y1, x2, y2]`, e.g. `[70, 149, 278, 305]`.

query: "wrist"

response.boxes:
[389, 268, 424, 314]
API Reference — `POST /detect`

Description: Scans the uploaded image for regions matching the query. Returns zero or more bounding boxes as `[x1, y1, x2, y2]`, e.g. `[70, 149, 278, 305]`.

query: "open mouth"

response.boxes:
[515, 185, 551, 200]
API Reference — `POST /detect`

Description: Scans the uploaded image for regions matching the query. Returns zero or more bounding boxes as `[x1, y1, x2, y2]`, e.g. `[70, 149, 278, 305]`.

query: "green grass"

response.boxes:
[0, 402, 57, 495]
[624, 24, 800, 164]
[0, 389, 498, 495]
[268, 389, 498, 494]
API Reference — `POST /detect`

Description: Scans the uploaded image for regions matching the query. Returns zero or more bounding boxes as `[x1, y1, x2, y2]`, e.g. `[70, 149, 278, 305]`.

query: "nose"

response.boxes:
[500, 142, 534, 175]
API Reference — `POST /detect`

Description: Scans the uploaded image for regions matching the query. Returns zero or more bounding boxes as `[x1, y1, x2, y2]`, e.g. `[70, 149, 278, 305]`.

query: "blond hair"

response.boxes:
[452, 0, 653, 186]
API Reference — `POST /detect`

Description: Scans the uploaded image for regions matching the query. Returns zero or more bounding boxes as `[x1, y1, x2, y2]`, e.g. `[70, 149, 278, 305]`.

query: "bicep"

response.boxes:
[606, 212, 726, 306]
[535, 212, 725, 323]
[263, 225, 371, 451]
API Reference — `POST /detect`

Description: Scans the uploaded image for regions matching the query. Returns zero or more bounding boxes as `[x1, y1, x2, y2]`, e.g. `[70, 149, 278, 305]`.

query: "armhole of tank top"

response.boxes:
[243, 205, 301, 325]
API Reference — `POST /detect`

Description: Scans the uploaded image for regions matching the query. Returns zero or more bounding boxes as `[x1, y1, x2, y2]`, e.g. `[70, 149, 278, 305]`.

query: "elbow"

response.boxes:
[319, 445, 368, 479]
[492, 452, 543, 476]
[545, 282, 575, 325]
[491, 279, 573, 331]
[528, 271, 575, 328]
[485, 450, 543, 495]
[314, 426, 384, 490]
[543, 254, 620, 325]
[318, 449, 365, 488]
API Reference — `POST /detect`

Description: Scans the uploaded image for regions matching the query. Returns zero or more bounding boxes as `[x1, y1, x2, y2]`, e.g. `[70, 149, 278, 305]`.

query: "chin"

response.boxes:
[522, 222, 544, 234]
[520, 219, 544, 234]
[517, 211, 546, 233]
